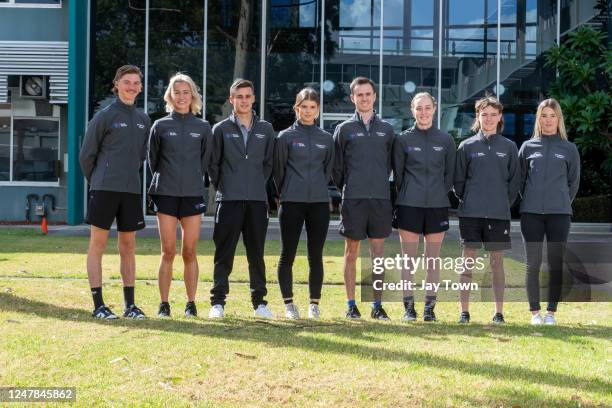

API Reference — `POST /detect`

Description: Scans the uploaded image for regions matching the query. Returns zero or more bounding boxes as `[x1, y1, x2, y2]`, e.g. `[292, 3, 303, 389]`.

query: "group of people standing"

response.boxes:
[79, 65, 580, 326]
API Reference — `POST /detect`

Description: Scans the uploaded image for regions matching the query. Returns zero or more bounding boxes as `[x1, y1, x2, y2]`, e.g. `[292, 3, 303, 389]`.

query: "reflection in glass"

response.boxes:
[12, 118, 59, 182]
[440, 0, 497, 138]
[382, 0, 439, 132]
[0, 111, 9, 181]
[265, 0, 321, 131]
[499, 0, 556, 144]
[90, 0, 146, 115]
[207, 0, 261, 125]
[147, 1, 204, 122]
[324, 0, 380, 115]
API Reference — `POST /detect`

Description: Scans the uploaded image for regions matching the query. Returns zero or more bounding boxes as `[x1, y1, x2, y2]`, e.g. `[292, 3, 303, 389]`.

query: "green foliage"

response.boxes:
[544, 19, 612, 197]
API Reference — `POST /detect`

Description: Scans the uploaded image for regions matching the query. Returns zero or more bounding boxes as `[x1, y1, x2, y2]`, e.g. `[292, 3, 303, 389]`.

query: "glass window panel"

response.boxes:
[90, 0, 146, 115]
[207, 0, 261, 124]
[266, 0, 320, 131]
[15, 0, 60, 3]
[411, 0, 433, 26]
[340, 0, 373, 27]
[0, 110, 9, 181]
[12, 118, 58, 182]
[449, 0, 484, 25]
[147, 1, 204, 122]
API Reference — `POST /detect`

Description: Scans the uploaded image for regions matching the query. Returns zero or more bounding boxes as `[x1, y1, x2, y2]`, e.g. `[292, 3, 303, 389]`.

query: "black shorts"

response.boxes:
[86, 190, 145, 232]
[459, 217, 511, 251]
[394, 206, 449, 234]
[151, 195, 206, 219]
[339, 198, 392, 240]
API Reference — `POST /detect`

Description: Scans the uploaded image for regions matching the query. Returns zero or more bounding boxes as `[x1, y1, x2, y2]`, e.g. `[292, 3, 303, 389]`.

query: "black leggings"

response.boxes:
[277, 202, 330, 300]
[520, 213, 571, 312]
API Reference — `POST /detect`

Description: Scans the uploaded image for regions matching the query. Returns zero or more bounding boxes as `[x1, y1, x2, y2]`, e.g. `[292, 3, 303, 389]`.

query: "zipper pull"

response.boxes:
[246, 154, 248, 159]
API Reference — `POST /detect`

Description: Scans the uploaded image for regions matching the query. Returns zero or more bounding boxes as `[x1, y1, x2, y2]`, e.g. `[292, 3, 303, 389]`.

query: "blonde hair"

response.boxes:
[293, 87, 320, 119]
[410, 92, 436, 109]
[533, 98, 568, 140]
[471, 96, 504, 133]
[164, 73, 203, 115]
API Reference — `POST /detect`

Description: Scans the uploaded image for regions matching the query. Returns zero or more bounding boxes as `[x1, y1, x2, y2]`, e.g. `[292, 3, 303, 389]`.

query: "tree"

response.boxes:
[544, 2, 611, 197]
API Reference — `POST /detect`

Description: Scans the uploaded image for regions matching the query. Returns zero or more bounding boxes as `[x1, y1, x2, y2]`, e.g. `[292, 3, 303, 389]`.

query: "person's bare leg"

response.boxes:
[87, 226, 110, 288]
[369, 238, 385, 302]
[344, 239, 361, 301]
[398, 230, 420, 299]
[460, 247, 478, 312]
[157, 213, 177, 302]
[180, 214, 201, 302]
[490, 250, 505, 314]
[117, 231, 137, 286]
[424, 232, 445, 298]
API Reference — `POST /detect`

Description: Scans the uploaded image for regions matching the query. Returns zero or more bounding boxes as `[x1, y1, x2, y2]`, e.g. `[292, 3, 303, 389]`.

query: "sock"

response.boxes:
[123, 286, 135, 309]
[283, 298, 293, 305]
[373, 299, 382, 308]
[310, 300, 319, 305]
[347, 299, 356, 308]
[403, 295, 414, 303]
[91, 287, 104, 309]
[425, 295, 437, 306]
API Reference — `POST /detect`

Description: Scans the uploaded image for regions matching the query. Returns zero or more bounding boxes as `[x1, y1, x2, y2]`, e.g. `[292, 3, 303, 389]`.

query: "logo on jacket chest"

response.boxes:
[167, 131, 178, 137]
[315, 144, 327, 149]
[348, 132, 365, 140]
[376, 131, 386, 137]
[136, 123, 145, 129]
[495, 152, 507, 158]
[292, 141, 306, 148]
[255, 133, 266, 139]
[470, 152, 486, 159]
[406, 146, 422, 152]
[111, 122, 128, 129]
[554, 153, 565, 159]
[432, 146, 444, 152]
[224, 133, 240, 139]
[190, 132, 201, 138]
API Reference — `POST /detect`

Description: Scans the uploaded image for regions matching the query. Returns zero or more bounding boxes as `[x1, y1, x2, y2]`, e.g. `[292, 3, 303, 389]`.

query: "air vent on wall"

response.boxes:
[20, 75, 47, 99]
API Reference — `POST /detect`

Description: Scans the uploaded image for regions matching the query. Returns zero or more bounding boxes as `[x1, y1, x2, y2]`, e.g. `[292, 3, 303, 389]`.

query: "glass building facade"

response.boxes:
[90, 0, 600, 143]
[85, 0, 601, 216]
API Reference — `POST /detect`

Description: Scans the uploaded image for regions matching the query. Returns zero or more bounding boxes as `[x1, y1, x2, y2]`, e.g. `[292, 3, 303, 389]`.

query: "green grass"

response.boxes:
[0, 228, 610, 407]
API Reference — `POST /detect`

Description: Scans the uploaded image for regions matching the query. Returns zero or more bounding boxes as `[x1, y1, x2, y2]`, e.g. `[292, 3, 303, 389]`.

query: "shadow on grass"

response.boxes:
[1, 292, 610, 396]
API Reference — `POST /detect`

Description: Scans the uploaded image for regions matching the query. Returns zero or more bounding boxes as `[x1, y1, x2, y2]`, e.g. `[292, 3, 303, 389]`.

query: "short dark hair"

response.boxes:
[230, 78, 255, 96]
[112, 65, 143, 95]
[349, 76, 376, 95]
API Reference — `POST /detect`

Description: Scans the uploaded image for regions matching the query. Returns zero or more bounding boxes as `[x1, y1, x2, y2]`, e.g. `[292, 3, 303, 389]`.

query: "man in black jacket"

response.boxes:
[79, 65, 151, 320]
[207, 79, 275, 319]
[332, 77, 395, 320]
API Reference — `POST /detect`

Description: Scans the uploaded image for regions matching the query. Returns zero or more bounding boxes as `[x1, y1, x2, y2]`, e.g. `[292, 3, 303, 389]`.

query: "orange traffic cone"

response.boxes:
[41, 216, 48, 235]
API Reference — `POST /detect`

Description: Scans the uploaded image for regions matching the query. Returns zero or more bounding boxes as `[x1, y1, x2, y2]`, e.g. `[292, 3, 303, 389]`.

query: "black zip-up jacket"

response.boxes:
[393, 125, 456, 207]
[453, 131, 520, 220]
[147, 112, 212, 197]
[273, 121, 334, 203]
[208, 111, 275, 202]
[518, 134, 580, 215]
[332, 112, 395, 200]
[79, 99, 151, 194]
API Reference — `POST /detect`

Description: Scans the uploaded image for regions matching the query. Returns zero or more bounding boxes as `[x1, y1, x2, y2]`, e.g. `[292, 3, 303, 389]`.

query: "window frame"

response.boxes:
[0, 102, 61, 187]
[0, 0, 62, 8]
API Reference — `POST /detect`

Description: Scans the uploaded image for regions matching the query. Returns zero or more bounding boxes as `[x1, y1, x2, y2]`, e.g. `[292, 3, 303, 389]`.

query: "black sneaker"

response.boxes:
[492, 312, 505, 324]
[346, 305, 361, 319]
[458, 311, 470, 324]
[185, 301, 197, 317]
[371, 305, 390, 321]
[92, 305, 118, 320]
[123, 304, 146, 319]
[158, 302, 171, 318]
[402, 301, 417, 321]
[423, 302, 437, 322]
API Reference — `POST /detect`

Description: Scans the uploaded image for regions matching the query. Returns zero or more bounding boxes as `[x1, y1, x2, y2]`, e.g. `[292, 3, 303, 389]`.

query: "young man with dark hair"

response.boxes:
[333, 76, 395, 320]
[79, 64, 151, 319]
[453, 96, 521, 324]
[207, 79, 275, 319]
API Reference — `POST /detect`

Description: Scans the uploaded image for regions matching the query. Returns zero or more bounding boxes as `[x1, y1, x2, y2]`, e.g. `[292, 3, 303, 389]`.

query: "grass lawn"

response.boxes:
[0, 228, 610, 407]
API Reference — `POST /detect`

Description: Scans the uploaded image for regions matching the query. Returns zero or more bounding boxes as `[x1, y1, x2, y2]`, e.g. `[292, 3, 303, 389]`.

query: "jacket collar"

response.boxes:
[170, 111, 193, 121]
[229, 110, 257, 129]
[113, 98, 136, 112]
[351, 110, 377, 126]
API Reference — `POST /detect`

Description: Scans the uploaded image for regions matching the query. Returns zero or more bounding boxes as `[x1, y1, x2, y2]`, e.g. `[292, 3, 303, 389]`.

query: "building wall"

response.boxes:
[0, 2, 68, 42]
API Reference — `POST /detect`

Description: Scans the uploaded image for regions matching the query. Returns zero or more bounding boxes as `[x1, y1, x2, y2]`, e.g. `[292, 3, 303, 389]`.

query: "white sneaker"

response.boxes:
[285, 303, 300, 319]
[208, 304, 224, 319]
[254, 304, 274, 319]
[308, 303, 320, 319]
[531, 313, 543, 325]
[544, 313, 556, 325]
